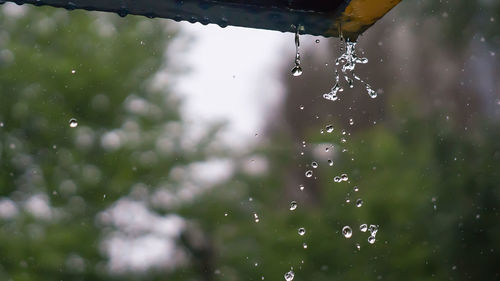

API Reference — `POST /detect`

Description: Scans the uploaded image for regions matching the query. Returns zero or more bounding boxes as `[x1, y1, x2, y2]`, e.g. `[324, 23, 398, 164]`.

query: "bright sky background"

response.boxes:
[169, 22, 292, 147]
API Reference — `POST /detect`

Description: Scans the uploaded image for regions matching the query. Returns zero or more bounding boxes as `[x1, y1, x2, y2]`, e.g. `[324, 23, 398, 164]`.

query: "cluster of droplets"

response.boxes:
[334, 173, 349, 183]
[360, 223, 379, 244]
[323, 38, 378, 101]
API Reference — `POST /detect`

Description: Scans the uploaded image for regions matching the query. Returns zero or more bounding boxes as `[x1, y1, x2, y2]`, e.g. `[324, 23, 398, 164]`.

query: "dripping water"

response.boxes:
[291, 26, 303, 77]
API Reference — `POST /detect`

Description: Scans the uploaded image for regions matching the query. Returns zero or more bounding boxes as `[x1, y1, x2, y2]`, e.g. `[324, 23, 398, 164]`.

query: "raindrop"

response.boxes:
[298, 227, 306, 236]
[299, 184, 305, 191]
[69, 118, 78, 128]
[305, 170, 313, 178]
[311, 162, 318, 168]
[284, 270, 295, 281]
[356, 243, 361, 250]
[353, 186, 359, 192]
[328, 159, 334, 166]
[326, 125, 334, 133]
[340, 174, 348, 181]
[315, 39, 320, 43]
[334, 176, 341, 183]
[254, 213, 260, 223]
[342, 226, 352, 238]
[290, 201, 297, 211]
[71, 69, 76, 74]
[360, 224, 367, 232]
[349, 118, 354, 125]
[291, 65, 303, 77]
[368, 224, 378, 236]
[299, 105, 304, 110]
[368, 235, 376, 244]
[355, 199, 363, 207]
[303, 243, 308, 249]
[0, 122, 4, 127]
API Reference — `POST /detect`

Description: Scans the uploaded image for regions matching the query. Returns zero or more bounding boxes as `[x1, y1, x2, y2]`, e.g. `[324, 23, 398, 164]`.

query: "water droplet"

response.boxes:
[254, 213, 260, 223]
[284, 270, 295, 281]
[71, 69, 76, 74]
[353, 186, 359, 192]
[299, 184, 305, 191]
[305, 170, 313, 178]
[328, 159, 333, 166]
[255, 262, 259, 267]
[291, 65, 303, 77]
[298, 227, 306, 236]
[349, 118, 354, 125]
[326, 125, 334, 133]
[69, 118, 78, 128]
[315, 39, 320, 43]
[356, 243, 361, 250]
[368, 235, 376, 244]
[342, 226, 352, 238]
[311, 162, 318, 168]
[290, 201, 297, 211]
[368, 224, 378, 236]
[340, 174, 348, 181]
[334, 176, 341, 183]
[355, 199, 363, 207]
[299, 105, 304, 110]
[303, 243, 308, 249]
[224, 212, 228, 217]
[0, 122, 4, 127]
[360, 224, 367, 232]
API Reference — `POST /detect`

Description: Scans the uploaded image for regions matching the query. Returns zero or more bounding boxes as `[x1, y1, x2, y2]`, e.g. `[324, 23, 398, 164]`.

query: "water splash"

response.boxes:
[323, 39, 378, 100]
[291, 27, 302, 77]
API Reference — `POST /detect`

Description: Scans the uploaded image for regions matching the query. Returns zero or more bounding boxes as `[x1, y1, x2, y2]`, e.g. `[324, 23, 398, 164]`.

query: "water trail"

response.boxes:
[291, 26, 303, 77]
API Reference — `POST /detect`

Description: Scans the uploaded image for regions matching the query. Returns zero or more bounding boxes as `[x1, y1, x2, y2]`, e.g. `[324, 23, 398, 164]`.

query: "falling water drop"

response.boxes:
[298, 227, 306, 236]
[340, 174, 348, 181]
[368, 225, 379, 236]
[284, 270, 295, 281]
[355, 199, 363, 207]
[69, 118, 78, 128]
[360, 224, 367, 232]
[290, 201, 297, 211]
[305, 170, 313, 178]
[342, 226, 352, 238]
[291, 66, 303, 77]
[326, 124, 334, 133]
[368, 236, 376, 244]
[254, 213, 260, 223]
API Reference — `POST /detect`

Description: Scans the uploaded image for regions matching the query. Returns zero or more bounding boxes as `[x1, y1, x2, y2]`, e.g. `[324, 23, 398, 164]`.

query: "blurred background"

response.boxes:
[1, 1, 500, 281]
